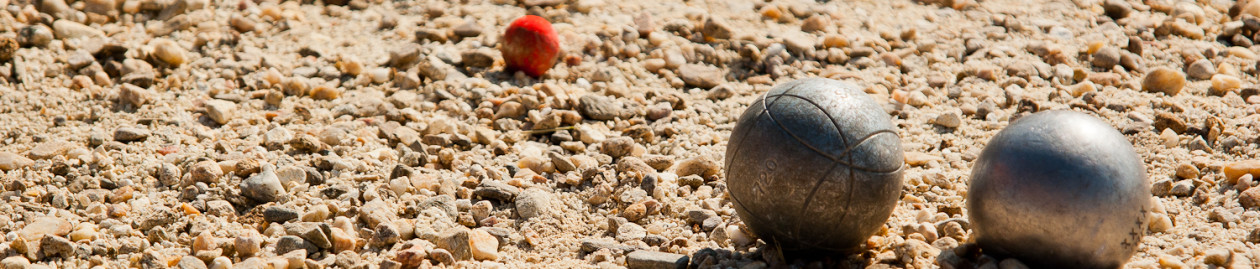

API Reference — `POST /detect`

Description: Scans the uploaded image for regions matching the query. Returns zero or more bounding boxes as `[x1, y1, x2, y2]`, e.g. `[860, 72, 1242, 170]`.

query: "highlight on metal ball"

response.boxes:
[724, 78, 904, 252]
[967, 110, 1150, 269]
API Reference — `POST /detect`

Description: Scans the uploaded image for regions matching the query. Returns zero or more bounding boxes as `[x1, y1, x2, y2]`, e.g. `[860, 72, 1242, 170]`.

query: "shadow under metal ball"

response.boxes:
[725, 78, 903, 252]
[968, 110, 1150, 269]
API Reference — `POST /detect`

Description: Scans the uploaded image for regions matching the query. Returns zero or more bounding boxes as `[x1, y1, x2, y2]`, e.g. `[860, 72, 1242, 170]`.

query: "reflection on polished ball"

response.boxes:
[968, 110, 1150, 269]
[725, 78, 903, 252]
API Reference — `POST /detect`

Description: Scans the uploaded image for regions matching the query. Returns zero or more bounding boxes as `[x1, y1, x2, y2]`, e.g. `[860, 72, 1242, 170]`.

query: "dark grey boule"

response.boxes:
[725, 78, 903, 252]
[968, 110, 1150, 269]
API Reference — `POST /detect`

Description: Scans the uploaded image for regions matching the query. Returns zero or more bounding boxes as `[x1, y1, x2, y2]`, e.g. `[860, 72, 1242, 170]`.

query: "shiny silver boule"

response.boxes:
[968, 110, 1150, 269]
[725, 78, 903, 252]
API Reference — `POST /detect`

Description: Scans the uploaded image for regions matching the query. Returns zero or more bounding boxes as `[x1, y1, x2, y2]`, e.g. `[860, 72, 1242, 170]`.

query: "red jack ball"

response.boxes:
[501, 15, 560, 77]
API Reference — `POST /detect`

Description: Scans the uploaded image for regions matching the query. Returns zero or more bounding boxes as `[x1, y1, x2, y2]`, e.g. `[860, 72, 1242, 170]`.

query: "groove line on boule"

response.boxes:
[761, 98, 900, 174]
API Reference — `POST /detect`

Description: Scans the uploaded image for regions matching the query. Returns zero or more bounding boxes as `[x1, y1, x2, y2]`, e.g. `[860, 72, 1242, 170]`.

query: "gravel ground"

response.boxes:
[0, 0, 1259, 268]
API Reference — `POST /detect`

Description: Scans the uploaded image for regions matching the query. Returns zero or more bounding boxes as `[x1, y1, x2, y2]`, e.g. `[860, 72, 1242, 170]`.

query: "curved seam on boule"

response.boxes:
[793, 162, 841, 243]
[762, 94, 901, 173]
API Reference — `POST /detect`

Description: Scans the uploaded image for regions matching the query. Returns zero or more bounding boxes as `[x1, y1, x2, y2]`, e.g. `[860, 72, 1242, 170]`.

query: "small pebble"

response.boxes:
[469, 228, 500, 261]
[395, 244, 427, 268]
[0, 256, 30, 269]
[1141, 68, 1185, 96]
[310, 85, 342, 100]
[1148, 213, 1173, 233]
[190, 160, 223, 183]
[1174, 163, 1199, 179]
[0, 37, 16, 62]
[241, 166, 287, 203]
[1223, 160, 1260, 184]
[673, 156, 720, 180]
[429, 248, 455, 265]
[1169, 180, 1195, 197]
[204, 100, 237, 125]
[626, 250, 689, 269]
[1240, 186, 1260, 209]
[0, 152, 33, 171]
[235, 230, 262, 257]
[701, 18, 732, 40]
[18, 25, 53, 47]
[370, 223, 401, 248]
[452, 20, 483, 38]
[275, 235, 318, 255]
[330, 227, 357, 252]
[1102, 0, 1132, 19]
[120, 84, 154, 107]
[1209, 74, 1241, 96]
[113, 127, 151, 142]
[1091, 47, 1120, 68]
[600, 137, 637, 158]
[1067, 81, 1096, 97]
[934, 112, 962, 128]
[52, 20, 106, 40]
[678, 64, 725, 89]
[1185, 59, 1214, 80]
[151, 38, 187, 66]
[904, 152, 944, 167]
[1158, 254, 1188, 269]
[262, 207, 300, 223]
[176, 256, 207, 269]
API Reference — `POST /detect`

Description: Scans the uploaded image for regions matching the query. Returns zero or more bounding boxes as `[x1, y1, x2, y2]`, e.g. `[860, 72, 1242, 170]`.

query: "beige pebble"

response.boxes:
[1227, 47, 1256, 59]
[1174, 163, 1199, 179]
[151, 38, 187, 66]
[1236, 174, 1254, 192]
[337, 58, 363, 76]
[67, 227, 99, 242]
[1162, 19, 1203, 39]
[330, 227, 357, 253]
[1148, 213, 1173, 233]
[1, 256, 30, 269]
[1171, 2, 1205, 24]
[209, 257, 232, 269]
[310, 85, 341, 100]
[18, 217, 71, 241]
[234, 230, 262, 257]
[192, 232, 216, 252]
[933, 112, 962, 128]
[823, 34, 848, 48]
[119, 84, 154, 107]
[1186, 59, 1214, 80]
[368, 67, 391, 83]
[1159, 129, 1179, 148]
[190, 160, 222, 183]
[302, 204, 331, 222]
[1209, 74, 1241, 96]
[204, 99, 236, 125]
[1224, 160, 1260, 184]
[673, 156, 720, 179]
[1203, 248, 1230, 266]
[1240, 186, 1260, 209]
[1157, 254, 1187, 269]
[52, 20, 105, 40]
[395, 244, 428, 268]
[1067, 81, 1096, 97]
[1141, 68, 1185, 96]
[0, 152, 35, 171]
[230, 15, 256, 32]
[904, 152, 943, 167]
[469, 228, 500, 261]
[905, 91, 928, 107]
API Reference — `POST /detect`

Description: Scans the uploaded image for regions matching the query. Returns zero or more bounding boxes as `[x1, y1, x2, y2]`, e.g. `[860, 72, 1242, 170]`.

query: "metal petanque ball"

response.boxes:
[725, 78, 903, 252]
[968, 110, 1150, 269]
